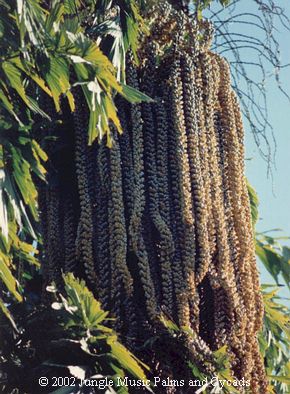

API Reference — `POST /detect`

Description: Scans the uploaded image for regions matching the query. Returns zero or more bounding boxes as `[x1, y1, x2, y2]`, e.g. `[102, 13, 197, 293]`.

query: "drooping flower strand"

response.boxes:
[63, 196, 78, 274]
[232, 90, 264, 333]
[200, 52, 237, 331]
[73, 88, 98, 290]
[180, 52, 210, 286]
[126, 57, 158, 322]
[93, 140, 111, 313]
[171, 53, 201, 329]
[158, 56, 189, 326]
[46, 188, 63, 286]
[141, 44, 175, 316]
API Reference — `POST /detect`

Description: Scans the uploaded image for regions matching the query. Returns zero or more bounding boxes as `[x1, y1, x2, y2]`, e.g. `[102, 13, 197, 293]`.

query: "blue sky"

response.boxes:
[245, 55, 290, 284]
[244, 4, 290, 241]
[238, 3, 290, 285]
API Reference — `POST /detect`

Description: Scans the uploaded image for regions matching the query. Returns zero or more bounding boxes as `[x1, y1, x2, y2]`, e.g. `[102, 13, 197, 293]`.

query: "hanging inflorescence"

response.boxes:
[38, 2, 267, 392]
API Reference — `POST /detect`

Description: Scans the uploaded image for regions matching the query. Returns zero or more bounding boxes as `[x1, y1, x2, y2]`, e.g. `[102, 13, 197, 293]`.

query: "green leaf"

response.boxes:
[55, 274, 150, 386]
[0, 298, 18, 331]
[110, 341, 148, 380]
[43, 56, 71, 112]
[247, 180, 259, 227]
[63, 0, 81, 15]
[2, 61, 30, 107]
[160, 314, 179, 332]
[256, 232, 290, 288]
[281, 247, 290, 288]
[5, 169, 36, 238]
[0, 254, 22, 302]
[63, 273, 109, 329]
[268, 375, 290, 384]
[45, 2, 64, 33]
[120, 83, 153, 104]
[11, 57, 52, 98]
[0, 177, 8, 239]
[0, 86, 21, 123]
[256, 243, 279, 280]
